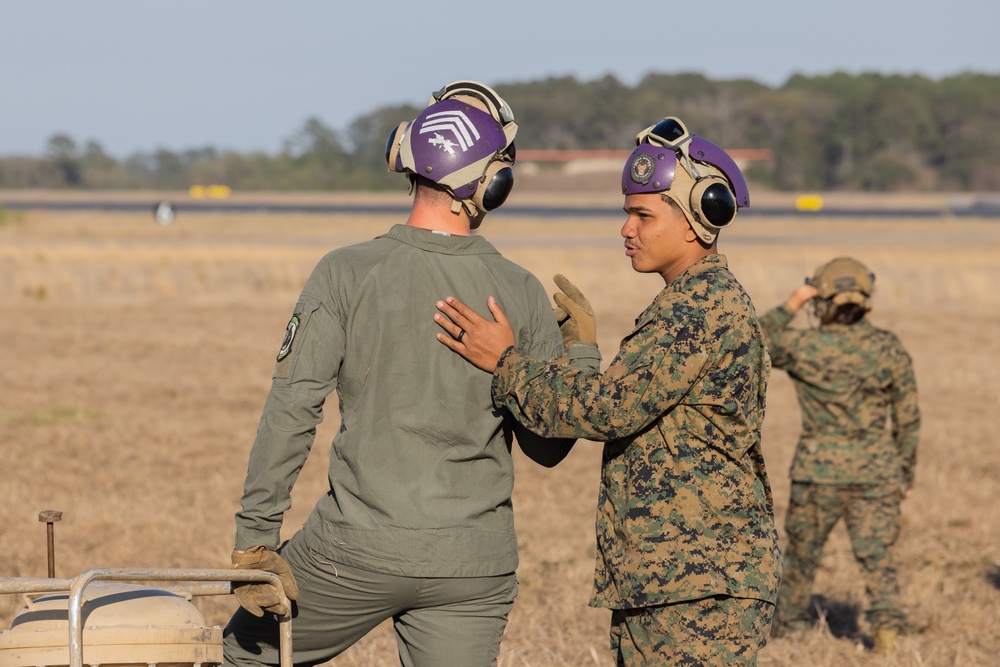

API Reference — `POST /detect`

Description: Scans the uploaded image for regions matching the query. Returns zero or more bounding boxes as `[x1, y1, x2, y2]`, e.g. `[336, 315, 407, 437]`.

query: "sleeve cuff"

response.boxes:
[491, 346, 519, 408]
[235, 527, 281, 551]
[568, 342, 601, 370]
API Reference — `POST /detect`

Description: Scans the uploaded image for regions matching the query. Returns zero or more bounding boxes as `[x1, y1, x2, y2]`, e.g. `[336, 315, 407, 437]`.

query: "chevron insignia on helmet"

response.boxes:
[420, 109, 482, 152]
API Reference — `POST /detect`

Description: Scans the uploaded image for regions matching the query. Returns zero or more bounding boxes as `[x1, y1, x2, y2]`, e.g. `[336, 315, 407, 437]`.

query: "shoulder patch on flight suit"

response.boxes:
[276, 314, 300, 362]
[273, 301, 318, 379]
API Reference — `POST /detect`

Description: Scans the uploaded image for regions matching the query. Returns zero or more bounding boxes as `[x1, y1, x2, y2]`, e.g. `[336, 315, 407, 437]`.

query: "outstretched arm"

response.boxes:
[434, 294, 595, 467]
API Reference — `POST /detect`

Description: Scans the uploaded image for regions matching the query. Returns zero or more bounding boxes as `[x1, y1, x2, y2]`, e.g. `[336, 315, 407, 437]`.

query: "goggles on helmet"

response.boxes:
[624, 116, 751, 233]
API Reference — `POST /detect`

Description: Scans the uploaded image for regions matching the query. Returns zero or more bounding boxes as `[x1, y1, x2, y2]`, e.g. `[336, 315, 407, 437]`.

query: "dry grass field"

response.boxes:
[1, 189, 998, 666]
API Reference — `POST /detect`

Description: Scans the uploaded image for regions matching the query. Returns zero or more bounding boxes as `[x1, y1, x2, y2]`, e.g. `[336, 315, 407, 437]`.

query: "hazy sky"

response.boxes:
[3, 0, 997, 157]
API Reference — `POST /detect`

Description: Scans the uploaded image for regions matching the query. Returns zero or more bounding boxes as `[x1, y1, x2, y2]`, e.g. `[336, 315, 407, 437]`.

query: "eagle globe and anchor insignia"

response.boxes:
[276, 314, 300, 361]
[630, 153, 655, 186]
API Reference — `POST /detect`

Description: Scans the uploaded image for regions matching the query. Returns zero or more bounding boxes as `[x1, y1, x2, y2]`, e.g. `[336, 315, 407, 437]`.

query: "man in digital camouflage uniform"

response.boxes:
[760, 257, 920, 654]
[222, 81, 582, 667]
[434, 117, 781, 666]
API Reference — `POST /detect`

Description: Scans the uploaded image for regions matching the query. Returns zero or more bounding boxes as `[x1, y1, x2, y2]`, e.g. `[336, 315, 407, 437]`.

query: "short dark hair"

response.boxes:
[413, 175, 454, 205]
[659, 193, 685, 217]
[823, 302, 868, 325]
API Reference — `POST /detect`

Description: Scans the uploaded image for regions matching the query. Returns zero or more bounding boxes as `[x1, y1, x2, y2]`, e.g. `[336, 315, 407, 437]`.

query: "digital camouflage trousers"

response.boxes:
[609, 595, 773, 666]
[775, 481, 906, 633]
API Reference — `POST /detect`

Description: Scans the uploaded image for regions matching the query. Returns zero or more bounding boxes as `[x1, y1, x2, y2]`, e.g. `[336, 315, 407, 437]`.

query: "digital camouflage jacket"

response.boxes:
[760, 305, 920, 490]
[493, 254, 781, 609]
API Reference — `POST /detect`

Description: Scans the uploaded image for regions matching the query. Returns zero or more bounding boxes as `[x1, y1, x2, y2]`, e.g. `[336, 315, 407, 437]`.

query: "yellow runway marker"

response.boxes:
[795, 194, 824, 211]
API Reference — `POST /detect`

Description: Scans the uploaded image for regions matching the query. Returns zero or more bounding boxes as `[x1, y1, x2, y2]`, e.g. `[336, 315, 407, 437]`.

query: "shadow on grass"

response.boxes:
[809, 595, 871, 648]
[987, 564, 1000, 590]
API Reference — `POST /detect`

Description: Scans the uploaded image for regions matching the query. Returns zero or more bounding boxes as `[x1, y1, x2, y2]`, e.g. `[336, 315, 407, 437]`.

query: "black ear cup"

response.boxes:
[384, 121, 408, 172]
[690, 176, 737, 229]
[473, 162, 515, 212]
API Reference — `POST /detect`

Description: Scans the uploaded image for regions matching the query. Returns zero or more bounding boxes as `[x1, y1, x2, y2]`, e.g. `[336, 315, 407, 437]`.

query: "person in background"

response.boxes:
[222, 80, 580, 667]
[433, 116, 781, 666]
[761, 257, 920, 655]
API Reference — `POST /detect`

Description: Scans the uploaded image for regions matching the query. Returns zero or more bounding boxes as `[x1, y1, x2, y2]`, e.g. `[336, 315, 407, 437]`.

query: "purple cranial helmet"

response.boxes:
[386, 80, 518, 216]
[622, 116, 750, 242]
[624, 144, 679, 196]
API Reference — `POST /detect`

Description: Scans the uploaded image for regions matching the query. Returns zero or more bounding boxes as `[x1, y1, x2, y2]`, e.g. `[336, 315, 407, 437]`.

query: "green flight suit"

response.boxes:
[224, 224, 573, 667]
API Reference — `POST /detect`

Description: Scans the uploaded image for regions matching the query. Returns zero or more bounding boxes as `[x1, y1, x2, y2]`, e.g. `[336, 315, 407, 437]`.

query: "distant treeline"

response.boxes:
[3, 72, 999, 192]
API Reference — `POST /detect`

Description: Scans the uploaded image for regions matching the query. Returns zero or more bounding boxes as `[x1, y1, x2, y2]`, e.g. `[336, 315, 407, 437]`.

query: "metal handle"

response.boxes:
[0, 567, 292, 667]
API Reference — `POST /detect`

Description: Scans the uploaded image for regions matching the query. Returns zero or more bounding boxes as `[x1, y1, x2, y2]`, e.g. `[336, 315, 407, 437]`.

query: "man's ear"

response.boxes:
[685, 221, 716, 248]
[683, 223, 700, 243]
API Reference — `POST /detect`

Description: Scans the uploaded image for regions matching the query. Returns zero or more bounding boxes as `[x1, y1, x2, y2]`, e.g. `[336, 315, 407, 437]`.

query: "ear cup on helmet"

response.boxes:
[384, 121, 409, 172]
[690, 176, 737, 230]
[472, 160, 515, 212]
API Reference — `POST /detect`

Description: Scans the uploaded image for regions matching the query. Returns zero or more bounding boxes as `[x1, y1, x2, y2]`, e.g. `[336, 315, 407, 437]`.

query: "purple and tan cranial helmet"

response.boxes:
[385, 80, 518, 216]
[621, 116, 750, 243]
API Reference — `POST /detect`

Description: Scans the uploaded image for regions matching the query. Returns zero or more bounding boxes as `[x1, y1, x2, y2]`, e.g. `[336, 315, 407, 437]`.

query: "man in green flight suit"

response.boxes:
[761, 257, 920, 654]
[433, 116, 781, 666]
[221, 81, 581, 667]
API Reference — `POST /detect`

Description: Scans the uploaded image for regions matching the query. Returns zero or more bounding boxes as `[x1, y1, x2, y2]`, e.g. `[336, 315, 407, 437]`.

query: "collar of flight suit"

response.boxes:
[380, 224, 502, 256]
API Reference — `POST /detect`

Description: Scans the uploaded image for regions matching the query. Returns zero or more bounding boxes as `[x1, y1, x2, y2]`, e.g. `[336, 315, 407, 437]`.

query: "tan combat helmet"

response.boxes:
[808, 257, 876, 317]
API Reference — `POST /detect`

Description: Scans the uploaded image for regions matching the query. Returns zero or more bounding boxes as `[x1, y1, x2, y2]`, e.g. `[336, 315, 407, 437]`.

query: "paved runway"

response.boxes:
[3, 197, 1000, 219]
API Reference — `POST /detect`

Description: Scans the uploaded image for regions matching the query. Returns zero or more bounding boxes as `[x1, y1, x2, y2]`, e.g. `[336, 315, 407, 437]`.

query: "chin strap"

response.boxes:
[449, 195, 482, 219]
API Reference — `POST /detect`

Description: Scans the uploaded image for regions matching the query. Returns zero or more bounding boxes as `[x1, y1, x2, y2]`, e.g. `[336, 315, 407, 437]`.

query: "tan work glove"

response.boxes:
[231, 545, 300, 617]
[552, 274, 597, 350]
